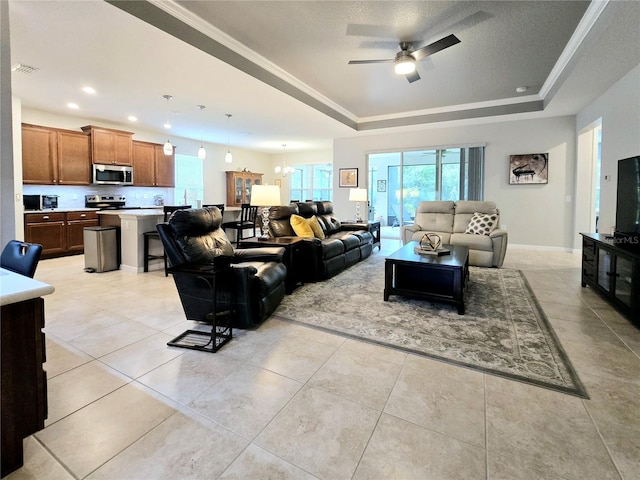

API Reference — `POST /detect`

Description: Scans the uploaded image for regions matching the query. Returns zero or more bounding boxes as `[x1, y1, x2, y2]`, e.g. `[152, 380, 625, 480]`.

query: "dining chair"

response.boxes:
[221, 203, 258, 247]
[1, 240, 43, 278]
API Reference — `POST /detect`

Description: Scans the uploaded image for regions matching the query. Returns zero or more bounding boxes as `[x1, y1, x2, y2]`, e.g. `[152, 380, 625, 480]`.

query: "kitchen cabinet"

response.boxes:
[131, 141, 175, 187]
[21, 124, 91, 185]
[25, 211, 99, 258]
[226, 171, 263, 207]
[581, 233, 639, 321]
[56, 130, 91, 185]
[81, 125, 133, 166]
[66, 211, 100, 253]
[22, 125, 57, 184]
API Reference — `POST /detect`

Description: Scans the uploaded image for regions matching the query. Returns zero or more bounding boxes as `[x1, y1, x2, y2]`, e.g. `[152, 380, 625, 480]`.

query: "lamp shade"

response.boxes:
[250, 184, 281, 206]
[349, 188, 368, 202]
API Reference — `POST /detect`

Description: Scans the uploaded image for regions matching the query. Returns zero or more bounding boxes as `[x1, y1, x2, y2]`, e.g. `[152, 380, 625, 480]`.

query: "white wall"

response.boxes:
[334, 116, 577, 249]
[576, 64, 640, 235]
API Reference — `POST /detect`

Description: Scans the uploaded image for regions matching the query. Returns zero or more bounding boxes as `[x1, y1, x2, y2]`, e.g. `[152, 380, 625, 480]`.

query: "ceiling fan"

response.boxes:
[348, 33, 461, 83]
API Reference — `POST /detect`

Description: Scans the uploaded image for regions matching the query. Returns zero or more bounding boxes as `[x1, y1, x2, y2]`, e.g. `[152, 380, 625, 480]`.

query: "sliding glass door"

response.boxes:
[368, 146, 484, 239]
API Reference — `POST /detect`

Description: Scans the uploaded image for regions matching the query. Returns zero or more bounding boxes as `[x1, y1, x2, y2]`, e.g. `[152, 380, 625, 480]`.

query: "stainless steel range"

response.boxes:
[85, 194, 127, 210]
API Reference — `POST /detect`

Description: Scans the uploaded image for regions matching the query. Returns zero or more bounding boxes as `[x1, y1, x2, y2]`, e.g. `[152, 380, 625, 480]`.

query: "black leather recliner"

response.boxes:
[157, 207, 287, 329]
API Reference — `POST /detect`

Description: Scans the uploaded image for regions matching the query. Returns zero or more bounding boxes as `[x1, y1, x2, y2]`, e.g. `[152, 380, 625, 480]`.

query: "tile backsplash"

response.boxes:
[22, 185, 173, 210]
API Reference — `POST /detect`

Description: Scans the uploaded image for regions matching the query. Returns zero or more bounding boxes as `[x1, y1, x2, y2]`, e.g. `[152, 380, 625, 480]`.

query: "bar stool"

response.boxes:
[143, 205, 191, 275]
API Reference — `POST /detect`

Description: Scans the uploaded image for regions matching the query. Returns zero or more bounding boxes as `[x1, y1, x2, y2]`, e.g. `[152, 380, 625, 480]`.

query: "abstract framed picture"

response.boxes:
[509, 153, 549, 184]
[377, 179, 387, 192]
[339, 168, 358, 187]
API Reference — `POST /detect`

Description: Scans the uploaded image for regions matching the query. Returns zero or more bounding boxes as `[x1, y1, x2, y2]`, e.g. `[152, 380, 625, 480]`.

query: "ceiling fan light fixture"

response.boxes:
[394, 52, 416, 75]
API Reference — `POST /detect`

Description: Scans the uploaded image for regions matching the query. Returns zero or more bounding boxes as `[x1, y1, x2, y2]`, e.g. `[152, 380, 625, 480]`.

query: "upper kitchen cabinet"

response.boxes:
[56, 131, 91, 185]
[132, 141, 175, 187]
[81, 125, 133, 166]
[22, 125, 57, 184]
[22, 124, 91, 185]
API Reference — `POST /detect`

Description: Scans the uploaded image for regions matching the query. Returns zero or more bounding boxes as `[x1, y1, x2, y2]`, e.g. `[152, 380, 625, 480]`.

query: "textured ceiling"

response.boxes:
[174, 0, 588, 118]
[8, 1, 640, 152]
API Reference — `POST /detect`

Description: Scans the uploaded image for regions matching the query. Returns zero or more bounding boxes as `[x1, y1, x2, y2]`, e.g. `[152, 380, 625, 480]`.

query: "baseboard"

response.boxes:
[509, 243, 576, 253]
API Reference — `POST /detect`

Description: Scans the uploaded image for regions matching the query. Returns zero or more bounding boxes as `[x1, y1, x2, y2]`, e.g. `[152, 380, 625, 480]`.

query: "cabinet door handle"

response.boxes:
[80, 214, 86, 218]
[43, 216, 49, 220]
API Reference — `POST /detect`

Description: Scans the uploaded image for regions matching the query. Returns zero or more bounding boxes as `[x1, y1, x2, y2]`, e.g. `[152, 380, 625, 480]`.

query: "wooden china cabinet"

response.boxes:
[225, 171, 263, 207]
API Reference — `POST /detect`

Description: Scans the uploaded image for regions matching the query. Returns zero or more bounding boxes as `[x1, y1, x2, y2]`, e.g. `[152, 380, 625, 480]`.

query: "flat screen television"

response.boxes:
[614, 155, 640, 252]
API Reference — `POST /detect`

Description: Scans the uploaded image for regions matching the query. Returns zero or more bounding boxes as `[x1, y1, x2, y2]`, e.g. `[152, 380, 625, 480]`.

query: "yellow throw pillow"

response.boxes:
[308, 215, 325, 239]
[290, 214, 314, 238]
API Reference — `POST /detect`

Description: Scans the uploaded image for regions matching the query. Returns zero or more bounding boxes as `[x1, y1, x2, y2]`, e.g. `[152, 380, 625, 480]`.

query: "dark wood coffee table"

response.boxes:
[384, 242, 469, 314]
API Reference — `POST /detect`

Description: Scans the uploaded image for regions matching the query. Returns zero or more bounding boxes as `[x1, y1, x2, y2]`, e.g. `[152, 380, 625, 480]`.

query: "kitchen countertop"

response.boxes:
[0, 268, 55, 306]
[97, 208, 164, 217]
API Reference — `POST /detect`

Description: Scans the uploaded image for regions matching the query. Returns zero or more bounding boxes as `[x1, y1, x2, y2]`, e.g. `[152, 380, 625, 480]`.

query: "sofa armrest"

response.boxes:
[233, 246, 285, 263]
[400, 224, 421, 244]
[340, 222, 368, 232]
[489, 229, 508, 267]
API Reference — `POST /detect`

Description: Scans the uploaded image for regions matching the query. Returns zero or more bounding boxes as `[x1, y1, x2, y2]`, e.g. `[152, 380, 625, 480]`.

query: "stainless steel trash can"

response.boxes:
[84, 226, 118, 273]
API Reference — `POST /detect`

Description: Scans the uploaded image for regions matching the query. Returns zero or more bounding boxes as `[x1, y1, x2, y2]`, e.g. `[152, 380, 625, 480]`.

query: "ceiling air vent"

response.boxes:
[11, 63, 39, 75]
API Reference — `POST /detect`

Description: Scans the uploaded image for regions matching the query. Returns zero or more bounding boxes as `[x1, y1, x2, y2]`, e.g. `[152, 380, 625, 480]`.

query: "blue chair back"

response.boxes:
[1, 240, 43, 278]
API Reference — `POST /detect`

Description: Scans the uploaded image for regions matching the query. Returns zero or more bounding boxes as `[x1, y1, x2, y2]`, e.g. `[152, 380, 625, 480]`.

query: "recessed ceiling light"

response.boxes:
[127, 115, 138, 122]
[82, 86, 96, 94]
[67, 102, 79, 109]
[163, 122, 171, 129]
[516, 86, 528, 93]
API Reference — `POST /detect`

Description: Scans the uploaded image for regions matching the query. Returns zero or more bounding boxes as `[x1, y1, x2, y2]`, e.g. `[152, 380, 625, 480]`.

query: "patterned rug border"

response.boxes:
[274, 265, 588, 399]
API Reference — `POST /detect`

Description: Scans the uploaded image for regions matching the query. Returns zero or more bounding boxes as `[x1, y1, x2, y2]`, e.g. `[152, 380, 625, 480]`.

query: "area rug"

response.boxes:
[274, 254, 588, 398]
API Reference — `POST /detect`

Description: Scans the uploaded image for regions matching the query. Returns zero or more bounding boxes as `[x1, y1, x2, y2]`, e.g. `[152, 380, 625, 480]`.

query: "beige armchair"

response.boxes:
[402, 201, 508, 267]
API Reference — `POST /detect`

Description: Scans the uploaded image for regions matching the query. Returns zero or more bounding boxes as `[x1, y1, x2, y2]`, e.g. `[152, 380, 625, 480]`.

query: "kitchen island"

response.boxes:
[98, 208, 164, 273]
[1, 269, 54, 476]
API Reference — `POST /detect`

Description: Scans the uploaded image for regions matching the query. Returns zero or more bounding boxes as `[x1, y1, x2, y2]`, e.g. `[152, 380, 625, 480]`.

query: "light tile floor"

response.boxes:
[6, 240, 640, 480]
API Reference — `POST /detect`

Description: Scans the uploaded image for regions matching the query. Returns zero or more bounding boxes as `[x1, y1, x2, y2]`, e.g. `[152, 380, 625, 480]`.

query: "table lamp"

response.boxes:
[250, 184, 281, 239]
[349, 188, 368, 222]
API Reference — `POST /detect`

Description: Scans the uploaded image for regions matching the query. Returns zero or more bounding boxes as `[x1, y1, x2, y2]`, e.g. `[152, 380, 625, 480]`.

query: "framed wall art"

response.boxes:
[509, 153, 549, 184]
[339, 168, 358, 187]
[377, 180, 387, 192]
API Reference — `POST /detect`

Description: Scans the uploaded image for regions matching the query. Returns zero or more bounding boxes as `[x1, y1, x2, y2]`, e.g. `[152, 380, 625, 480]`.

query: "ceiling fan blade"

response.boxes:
[348, 59, 395, 65]
[406, 70, 421, 83]
[411, 34, 461, 61]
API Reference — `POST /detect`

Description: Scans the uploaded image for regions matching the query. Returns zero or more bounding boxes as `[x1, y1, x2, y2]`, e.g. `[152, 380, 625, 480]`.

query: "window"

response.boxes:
[368, 146, 484, 236]
[173, 154, 203, 206]
[289, 163, 332, 202]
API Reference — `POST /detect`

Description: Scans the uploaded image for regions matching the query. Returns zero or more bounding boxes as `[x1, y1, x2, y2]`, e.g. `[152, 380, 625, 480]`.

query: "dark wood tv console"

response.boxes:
[580, 233, 640, 322]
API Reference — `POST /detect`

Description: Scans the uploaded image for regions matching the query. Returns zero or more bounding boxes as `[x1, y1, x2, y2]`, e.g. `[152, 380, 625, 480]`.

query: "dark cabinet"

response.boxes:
[581, 233, 639, 321]
[1, 297, 48, 477]
[25, 211, 99, 258]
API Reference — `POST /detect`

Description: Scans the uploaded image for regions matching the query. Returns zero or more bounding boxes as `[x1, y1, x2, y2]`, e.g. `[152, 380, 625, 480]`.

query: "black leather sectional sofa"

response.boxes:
[267, 201, 373, 280]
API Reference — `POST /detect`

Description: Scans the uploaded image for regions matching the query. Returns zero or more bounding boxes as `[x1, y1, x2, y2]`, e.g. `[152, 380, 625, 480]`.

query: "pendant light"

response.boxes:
[275, 143, 292, 176]
[224, 113, 233, 164]
[162, 94, 173, 155]
[196, 105, 206, 160]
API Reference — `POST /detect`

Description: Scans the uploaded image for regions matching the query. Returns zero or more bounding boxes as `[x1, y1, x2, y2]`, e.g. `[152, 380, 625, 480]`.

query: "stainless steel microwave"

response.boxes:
[23, 194, 59, 210]
[92, 164, 134, 185]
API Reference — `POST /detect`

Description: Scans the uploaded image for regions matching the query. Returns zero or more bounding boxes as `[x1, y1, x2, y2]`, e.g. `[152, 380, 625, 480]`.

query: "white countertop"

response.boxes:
[97, 208, 164, 217]
[0, 268, 55, 306]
